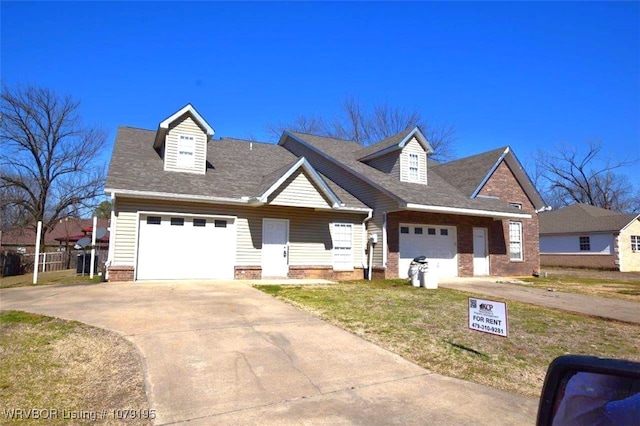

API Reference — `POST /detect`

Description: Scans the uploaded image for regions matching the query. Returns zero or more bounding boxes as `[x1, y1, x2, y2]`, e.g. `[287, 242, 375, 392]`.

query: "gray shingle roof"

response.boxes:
[433, 147, 507, 197]
[288, 132, 525, 215]
[355, 127, 415, 159]
[539, 204, 639, 234]
[105, 127, 368, 210]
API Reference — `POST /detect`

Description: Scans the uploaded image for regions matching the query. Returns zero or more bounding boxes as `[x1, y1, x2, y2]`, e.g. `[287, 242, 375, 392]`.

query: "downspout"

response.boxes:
[105, 192, 116, 280]
[382, 213, 388, 268]
[362, 209, 373, 280]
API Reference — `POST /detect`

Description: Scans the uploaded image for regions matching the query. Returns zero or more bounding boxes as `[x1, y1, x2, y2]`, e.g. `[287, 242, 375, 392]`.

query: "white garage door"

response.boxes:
[136, 214, 235, 280]
[399, 224, 458, 278]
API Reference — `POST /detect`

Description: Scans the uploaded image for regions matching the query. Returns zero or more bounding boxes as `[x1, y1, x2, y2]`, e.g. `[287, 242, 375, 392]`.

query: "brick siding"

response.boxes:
[541, 254, 617, 270]
[385, 161, 540, 278]
[108, 266, 134, 282]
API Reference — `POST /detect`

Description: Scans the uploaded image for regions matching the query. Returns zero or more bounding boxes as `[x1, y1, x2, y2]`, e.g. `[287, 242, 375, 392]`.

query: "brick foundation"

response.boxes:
[235, 266, 262, 279]
[235, 265, 365, 280]
[541, 254, 617, 270]
[108, 266, 134, 282]
[288, 266, 364, 281]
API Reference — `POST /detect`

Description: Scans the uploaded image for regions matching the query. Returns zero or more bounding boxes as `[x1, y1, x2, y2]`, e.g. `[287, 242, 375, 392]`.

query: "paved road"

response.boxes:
[439, 278, 640, 324]
[0, 281, 537, 425]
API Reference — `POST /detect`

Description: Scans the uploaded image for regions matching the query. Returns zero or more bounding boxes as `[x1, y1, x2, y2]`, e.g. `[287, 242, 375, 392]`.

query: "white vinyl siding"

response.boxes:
[111, 198, 365, 273]
[540, 233, 615, 255]
[509, 221, 523, 261]
[332, 223, 353, 270]
[400, 138, 427, 184]
[268, 170, 332, 209]
[164, 115, 207, 174]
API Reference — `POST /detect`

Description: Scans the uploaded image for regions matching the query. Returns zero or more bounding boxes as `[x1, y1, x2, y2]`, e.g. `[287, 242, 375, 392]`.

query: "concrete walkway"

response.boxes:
[1, 281, 537, 425]
[439, 277, 640, 324]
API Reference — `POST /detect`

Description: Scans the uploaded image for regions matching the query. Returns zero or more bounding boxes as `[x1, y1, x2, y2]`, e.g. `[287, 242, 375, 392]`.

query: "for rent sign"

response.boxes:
[468, 298, 508, 337]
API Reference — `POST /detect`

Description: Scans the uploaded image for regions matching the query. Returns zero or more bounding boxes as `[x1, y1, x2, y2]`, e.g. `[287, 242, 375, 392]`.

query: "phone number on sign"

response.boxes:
[112, 409, 156, 420]
[471, 322, 504, 335]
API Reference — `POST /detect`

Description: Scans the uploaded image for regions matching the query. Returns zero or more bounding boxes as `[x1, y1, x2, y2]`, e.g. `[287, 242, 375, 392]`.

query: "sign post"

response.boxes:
[468, 297, 508, 337]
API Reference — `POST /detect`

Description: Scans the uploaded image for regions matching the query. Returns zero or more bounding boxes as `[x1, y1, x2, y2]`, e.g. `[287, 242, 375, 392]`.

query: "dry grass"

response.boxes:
[0, 311, 150, 425]
[256, 280, 640, 397]
[520, 273, 640, 301]
[0, 269, 101, 289]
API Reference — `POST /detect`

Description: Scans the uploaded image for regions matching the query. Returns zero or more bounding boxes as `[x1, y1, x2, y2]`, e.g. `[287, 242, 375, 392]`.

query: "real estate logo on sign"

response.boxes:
[468, 297, 508, 337]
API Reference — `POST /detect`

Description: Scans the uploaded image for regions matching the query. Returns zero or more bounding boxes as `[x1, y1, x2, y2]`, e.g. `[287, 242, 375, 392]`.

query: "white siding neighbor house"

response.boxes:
[539, 203, 640, 272]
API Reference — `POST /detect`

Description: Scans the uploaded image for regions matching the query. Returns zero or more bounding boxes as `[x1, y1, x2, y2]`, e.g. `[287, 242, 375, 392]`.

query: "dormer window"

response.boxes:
[408, 153, 419, 181]
[177, 135, 195, 168]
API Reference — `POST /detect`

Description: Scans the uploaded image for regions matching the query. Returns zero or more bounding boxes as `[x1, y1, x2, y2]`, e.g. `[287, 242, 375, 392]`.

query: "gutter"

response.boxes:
[403, 203, 532, 219]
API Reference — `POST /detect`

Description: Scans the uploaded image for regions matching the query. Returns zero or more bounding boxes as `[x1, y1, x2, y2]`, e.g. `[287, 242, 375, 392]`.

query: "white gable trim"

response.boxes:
[620, 215, 640, 232]
[358, 127, 434, 162]
[160, 104, 214, 137]
[258, 157, 342, 207]
[470, 147, 546, 210]
[403, 203, 532, 219]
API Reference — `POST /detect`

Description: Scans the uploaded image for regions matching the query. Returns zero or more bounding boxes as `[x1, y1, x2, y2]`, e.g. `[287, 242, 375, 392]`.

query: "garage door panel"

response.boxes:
[399, 224, 457, 278]
[137, 215, 235, 280]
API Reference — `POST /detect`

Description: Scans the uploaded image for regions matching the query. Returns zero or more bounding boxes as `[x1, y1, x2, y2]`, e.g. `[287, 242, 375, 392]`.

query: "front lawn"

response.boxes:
[520, 274, 640, 301]
[0, 311, 150, 425]
[255, 280, 640, 397]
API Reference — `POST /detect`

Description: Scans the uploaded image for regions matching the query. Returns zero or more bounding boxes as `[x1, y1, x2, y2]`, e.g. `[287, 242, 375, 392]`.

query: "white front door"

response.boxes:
[262, 219, 289, 277]
[473, 227, 490, 276]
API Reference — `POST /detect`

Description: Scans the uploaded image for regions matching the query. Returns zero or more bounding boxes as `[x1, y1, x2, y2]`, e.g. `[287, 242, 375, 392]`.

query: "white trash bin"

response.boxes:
[409, 263, 420, 287]
[420, 267, 438, 289]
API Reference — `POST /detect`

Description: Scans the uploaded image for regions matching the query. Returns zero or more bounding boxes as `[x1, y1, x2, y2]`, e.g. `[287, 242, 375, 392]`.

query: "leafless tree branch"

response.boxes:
[0, 84, 108, 243]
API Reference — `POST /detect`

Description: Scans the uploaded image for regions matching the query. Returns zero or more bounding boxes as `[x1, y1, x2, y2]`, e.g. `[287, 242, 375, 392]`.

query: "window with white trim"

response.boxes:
[509, 202, 522, 209]
[332, 223, 353, 270]
[509, 221, 523, 261]
[631, 235, 640, 252]
[177, 134, 195, 168]
[579, 236, 590, 251]
[408, 153, 419, 181]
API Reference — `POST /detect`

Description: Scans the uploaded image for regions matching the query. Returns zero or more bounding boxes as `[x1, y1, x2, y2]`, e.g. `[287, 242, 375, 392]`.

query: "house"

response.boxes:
[104, 105, 546, 282]
[0, 218, 109, 254]
[539, 204, 640, 272]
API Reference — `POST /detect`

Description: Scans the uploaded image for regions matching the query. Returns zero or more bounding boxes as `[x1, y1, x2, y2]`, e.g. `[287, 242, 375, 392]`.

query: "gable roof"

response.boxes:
[153, 104, 215, 149]
[539, 204, 639, 234]
[356, 127, 433, 161]
[281, 131, 531, 219]
[106, 127, 368, 212]
[434, 146, 546, 210]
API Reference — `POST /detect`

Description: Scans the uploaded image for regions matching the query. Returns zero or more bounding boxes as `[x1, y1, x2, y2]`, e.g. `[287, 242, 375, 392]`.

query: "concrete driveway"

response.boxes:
[1, 281, 537, 425]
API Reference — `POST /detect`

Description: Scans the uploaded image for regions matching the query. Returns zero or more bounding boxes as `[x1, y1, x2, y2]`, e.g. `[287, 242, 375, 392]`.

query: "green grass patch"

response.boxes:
[255, 280, 640, 397]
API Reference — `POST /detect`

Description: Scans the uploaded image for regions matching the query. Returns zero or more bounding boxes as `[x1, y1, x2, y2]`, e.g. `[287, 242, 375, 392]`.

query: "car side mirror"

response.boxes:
[537, 355, 640, 426]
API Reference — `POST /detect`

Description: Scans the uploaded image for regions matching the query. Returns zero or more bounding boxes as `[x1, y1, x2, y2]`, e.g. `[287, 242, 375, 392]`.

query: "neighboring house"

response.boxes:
[539, 204, 640, 272]
[1, 218, 109, 254]
[105, 105, 546, 282]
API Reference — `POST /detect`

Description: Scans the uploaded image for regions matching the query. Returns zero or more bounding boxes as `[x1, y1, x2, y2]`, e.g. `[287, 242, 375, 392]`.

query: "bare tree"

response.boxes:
[0, 84, 107, 245]
[267, 96, 456, 161]
[533, 141, 639, 212]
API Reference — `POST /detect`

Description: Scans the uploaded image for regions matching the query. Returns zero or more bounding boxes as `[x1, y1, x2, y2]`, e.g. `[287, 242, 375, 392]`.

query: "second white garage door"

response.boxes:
[399, 223, 458, 278]
[136, 214, 236, 280]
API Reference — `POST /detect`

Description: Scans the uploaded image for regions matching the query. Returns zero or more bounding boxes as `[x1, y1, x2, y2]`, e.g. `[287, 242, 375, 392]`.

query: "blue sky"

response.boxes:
[2, 1, 639, 187]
